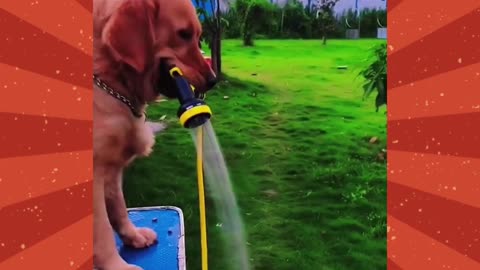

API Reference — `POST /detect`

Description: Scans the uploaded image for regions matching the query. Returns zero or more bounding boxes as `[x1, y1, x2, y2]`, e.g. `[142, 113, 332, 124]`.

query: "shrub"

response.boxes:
[359, 43, 387, 111]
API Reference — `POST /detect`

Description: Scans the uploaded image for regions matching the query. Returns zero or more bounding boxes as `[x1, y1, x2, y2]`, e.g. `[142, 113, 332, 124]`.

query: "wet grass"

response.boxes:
[124, 39, 387, 270]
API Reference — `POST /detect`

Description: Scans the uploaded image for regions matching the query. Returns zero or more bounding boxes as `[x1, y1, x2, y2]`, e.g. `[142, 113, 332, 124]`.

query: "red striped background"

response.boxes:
[0, 1, 93, 269]
[388, 1, 480, 269]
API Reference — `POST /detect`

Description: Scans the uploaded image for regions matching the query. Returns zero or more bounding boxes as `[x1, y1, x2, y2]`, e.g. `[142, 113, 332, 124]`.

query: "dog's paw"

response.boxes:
[121, 227, 158, 248]
[136, 123, 156, 157]
[124, 265, 143, 270]
[146, 121, 168, 135]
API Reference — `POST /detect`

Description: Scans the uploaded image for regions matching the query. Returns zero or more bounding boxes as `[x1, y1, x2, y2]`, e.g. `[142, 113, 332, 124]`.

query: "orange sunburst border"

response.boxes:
[387, 1, 480, 269]
[0, 1, 93, 269]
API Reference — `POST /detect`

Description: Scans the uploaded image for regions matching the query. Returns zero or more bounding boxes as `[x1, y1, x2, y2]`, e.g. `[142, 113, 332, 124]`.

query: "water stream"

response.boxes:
[190, 120, 250, 270]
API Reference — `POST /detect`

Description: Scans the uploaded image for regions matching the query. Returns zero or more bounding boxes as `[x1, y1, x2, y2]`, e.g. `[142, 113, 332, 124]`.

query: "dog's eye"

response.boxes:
[178, 29, 193, 41]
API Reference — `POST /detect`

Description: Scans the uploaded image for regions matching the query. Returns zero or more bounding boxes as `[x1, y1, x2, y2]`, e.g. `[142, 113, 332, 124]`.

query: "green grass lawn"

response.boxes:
[124, 39, 387, 270]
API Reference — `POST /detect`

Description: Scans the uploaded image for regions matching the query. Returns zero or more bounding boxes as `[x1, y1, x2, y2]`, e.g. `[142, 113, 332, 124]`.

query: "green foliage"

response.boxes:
[221, 1, 387, 41]
[360, 8, 387, 37]
[280, 0, 312, 38]
[338, 9, 360, 30]
[358, 43, 387, 111]
[223, 6, 243, 38]
[320, 8, 388, 39]
[235, 0, 276, 46]
[312, 0, 339, 44]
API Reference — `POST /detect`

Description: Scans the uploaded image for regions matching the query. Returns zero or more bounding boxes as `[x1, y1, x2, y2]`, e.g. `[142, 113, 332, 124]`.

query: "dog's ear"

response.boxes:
[102, 0, 158, 73]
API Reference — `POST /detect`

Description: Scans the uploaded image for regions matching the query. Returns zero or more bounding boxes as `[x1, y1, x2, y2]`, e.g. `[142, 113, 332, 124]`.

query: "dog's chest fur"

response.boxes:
[93, 86, 155, 167]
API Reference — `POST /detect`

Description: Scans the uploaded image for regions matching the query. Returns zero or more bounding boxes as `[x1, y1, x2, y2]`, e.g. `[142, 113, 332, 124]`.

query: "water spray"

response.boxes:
[168, 67, 250, 270]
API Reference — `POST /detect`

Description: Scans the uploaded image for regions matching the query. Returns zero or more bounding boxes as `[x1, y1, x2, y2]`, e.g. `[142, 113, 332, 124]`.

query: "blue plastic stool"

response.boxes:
[114, 207, 186, 270]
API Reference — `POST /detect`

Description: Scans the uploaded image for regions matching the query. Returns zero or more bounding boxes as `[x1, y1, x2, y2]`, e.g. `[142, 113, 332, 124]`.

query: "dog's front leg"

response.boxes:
[105, 170, 158, 248]
[94, 165, 141, 270]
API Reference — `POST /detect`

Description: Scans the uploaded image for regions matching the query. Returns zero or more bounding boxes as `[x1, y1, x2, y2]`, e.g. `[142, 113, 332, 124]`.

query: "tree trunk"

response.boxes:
[211, 30, 222, 76]
[210, 32, 222, 76]
[211, 34, 218, 74]
[244, 32, 254, 46]
[209, 0, 222, 76]
[280, 9, 285, 36]
[322, 27, 327, 45]
[215, 0, 222, 75]
[216, 31, 222, 75]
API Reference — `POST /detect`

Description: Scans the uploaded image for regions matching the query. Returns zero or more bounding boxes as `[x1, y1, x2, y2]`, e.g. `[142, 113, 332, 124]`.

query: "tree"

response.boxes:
[358, 43, 387, 112]
[195, 0, 225, 75]
[282, 0, 311, 38]
[313, 0, 339, 45]
[236, 0, 275, 46]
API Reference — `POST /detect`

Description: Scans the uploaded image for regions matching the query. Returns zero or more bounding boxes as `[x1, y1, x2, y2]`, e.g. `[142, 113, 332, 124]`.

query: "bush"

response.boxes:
[358, 43, 387, 111]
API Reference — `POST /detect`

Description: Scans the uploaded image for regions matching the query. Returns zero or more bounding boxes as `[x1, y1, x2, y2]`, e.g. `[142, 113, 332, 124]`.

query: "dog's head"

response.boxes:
[101, 0, 216, 101]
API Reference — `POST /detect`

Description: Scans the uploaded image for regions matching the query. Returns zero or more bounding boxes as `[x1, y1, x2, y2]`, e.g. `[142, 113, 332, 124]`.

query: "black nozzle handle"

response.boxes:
[174, 76, 196, 105]
[169, 68, 196, 105]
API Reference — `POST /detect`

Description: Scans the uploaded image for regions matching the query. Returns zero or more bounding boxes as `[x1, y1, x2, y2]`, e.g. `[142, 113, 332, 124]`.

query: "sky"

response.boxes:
[333, 0, 386, 12]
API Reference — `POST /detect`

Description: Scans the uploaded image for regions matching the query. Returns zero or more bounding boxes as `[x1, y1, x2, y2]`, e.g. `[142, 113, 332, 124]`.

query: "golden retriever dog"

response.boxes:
[93, 0, 216, 269]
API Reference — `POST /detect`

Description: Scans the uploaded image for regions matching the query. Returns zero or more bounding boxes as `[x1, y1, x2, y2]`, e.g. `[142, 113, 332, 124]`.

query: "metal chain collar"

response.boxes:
[93, 75, 144, 118]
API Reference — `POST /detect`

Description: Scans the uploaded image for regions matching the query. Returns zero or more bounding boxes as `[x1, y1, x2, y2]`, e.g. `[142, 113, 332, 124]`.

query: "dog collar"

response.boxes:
[93, 74, 144, 118]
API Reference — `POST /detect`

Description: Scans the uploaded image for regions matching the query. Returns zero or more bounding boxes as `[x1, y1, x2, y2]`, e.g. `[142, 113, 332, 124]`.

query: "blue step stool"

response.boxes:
[114, 207, 186, 270]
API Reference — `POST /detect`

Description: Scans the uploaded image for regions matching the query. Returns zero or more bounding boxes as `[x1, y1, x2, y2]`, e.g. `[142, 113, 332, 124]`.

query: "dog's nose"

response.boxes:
[206, 73, 217, 89]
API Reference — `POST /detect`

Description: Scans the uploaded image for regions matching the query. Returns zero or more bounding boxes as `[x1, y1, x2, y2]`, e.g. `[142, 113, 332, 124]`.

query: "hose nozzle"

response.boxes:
[169, 67, 212, 129]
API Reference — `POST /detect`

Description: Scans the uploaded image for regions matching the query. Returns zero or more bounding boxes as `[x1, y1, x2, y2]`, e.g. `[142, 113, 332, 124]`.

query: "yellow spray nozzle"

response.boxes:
[168, 66, 212, 128]
[169, 67, 184, 77]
